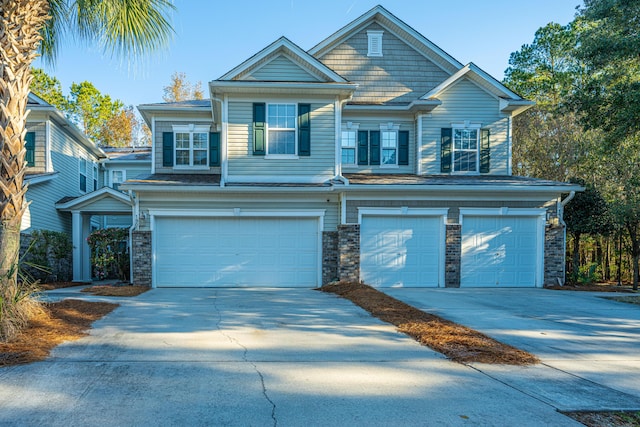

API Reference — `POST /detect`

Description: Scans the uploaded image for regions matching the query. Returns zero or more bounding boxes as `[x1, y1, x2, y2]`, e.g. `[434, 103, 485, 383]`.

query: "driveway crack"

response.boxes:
[213, 292, 277, 426]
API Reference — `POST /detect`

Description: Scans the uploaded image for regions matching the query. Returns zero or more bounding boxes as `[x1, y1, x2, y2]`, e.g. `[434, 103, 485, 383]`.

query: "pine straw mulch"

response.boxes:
[38, 282, 89, 291]
[81, 285, 149, 297]
[320, 281, 539, 365]
[546, 283, 637, 292]
[0, 299, 118, 366]
[563, 410, 640, 427]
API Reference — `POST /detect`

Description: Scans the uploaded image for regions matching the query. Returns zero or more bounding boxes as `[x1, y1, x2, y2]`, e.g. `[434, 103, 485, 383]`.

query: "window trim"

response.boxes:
[79, 157, 88, 193]
[341, 122, 359, 167]
[367, 30, 384, 57]
[172, 124, 210, 169]
[265, 103, 298, 159]
[379, 123, 399, 168]
[93, 163, 98, 191]
[111, 169, 126, 191]
[451, 122, 481, 174]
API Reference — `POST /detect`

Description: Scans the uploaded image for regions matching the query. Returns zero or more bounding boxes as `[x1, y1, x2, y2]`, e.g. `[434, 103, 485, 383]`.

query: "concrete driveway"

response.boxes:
[385, 287, 640, 412]
[0, 287, 628, 426]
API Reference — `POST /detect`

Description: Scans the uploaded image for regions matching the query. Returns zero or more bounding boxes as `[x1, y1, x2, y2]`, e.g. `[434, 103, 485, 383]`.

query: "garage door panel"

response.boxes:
[361, 216, 443, 288]
[155, 217, 319, 287]
[461, 215, 539, 287]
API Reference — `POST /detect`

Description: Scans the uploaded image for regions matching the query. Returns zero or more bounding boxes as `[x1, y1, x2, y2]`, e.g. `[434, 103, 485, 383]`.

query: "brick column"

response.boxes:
[544, 224, 565, 286]
[322, 231, 338, 285]
[338, 224, 360, 282]
[445, 224, 461, 288]
[132, 231, 151, 287]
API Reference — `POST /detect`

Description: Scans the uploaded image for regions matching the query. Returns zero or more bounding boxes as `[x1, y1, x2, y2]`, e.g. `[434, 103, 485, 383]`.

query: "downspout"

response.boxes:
[150, 116, 156, 174]
[416, 113, 423, 175]
[507, 116, 513, 175]
[128, 190, 138, 284]
[210, 94, 227, 187]
[558, 191, 576, 286]
[45, 121, 52, 172]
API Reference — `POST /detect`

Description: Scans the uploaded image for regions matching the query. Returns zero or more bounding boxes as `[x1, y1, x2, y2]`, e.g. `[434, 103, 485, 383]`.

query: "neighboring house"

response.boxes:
[21, 94, 153, 281]
[123, 5, 581, 289]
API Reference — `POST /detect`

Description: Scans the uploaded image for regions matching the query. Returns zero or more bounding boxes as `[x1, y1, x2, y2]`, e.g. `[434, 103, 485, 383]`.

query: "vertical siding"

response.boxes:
[227, 100, 335, 180]
[318, 22, 450, 104]
[24, 122, 102, 235]
[246, 56, 321, 82]
[340, 117, 415, 174]
[422, 78, 508, 175]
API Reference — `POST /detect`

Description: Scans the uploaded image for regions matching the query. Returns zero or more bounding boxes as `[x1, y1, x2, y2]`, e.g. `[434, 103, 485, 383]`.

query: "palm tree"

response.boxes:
[0, 0, 174, 339]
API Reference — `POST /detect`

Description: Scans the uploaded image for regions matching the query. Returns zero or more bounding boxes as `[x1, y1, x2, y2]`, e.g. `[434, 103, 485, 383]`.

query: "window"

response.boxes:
[341, 122, 359, 165]
[453, 127, 479, 173]
[79, 158, 87, 192]
[267, 104, 296, 155]
[173, 125, 209, 167]
[112, 170, 125, 191]
[367, 30, 384, 57]
[93, 164, 98, 191]
[381, 131, 397, 165]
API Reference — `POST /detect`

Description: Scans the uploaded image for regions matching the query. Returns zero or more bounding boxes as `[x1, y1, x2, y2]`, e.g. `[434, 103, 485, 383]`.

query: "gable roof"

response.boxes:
[218, 36, 348, 83]
[421, 63, 535, 115]
[309, 5, 463, 75]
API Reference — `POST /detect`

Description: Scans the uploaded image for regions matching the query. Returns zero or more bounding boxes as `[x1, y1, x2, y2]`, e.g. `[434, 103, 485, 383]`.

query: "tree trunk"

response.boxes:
[627, 223, 639, 291]
[572, 231, 581, 284]
[0, 1, 50, 284]
[604, 237, 610, 282]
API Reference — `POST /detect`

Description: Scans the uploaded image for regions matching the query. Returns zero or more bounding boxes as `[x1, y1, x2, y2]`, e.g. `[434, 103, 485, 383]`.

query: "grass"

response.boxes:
[320, 281, 539, 365]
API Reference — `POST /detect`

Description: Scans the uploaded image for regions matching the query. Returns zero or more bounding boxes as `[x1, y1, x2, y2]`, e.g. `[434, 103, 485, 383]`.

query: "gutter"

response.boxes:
[557, 190, 576, 286]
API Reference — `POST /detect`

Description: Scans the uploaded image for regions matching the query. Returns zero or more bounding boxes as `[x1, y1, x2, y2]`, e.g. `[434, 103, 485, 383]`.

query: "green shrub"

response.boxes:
[87, 228, 130, 281]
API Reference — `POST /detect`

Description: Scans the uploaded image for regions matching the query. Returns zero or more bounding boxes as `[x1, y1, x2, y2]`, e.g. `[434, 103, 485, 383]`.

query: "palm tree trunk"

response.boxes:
[0, 0, 50, 280]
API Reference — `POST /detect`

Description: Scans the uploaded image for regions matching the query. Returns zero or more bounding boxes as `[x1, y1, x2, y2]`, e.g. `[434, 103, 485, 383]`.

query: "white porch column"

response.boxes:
[71, 210, 82, 282]
[81, 215, 92, 281]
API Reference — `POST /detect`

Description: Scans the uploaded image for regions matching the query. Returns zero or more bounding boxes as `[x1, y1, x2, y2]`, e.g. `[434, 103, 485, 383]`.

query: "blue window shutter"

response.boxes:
[298, 103, 311, 156]
[398, 130, 409, 166]
[441, 128, 452, 173]
[209, 132, 220, 166]
[369, 131, 380, 165]
[253, 103, 266, 155]
[357, 131, 368, 165]
[162, 132, 173, 167]
[480, 129, 490, 173]
[25, 131, 35, 167]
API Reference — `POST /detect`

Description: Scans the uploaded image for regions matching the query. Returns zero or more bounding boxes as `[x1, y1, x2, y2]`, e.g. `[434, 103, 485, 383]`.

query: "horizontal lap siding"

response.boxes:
[25, 123, 100, 234]
[346, 200, 555, 224]
[246, 56, 320, 82]
[154, 118, 217, 174]
[227, 101, 335, 179]
[137, 194, 339, 232]
[318, 23, 450, 104]
[422, 78, 508, 175]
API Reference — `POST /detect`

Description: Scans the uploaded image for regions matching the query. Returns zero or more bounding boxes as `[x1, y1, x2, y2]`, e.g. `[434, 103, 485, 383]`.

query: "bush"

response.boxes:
[0, 267, 44, 342]
[19, 230, 72, 282]
[87, 228, 130, 281]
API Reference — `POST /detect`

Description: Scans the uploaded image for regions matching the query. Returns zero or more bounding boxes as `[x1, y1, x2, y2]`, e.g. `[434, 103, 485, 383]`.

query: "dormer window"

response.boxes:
[367, 30, 384, 57]
[173, 124, 210, 168]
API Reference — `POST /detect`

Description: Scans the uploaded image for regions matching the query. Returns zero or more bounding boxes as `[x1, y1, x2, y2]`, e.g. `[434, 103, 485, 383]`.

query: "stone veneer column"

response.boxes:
[445, 224, 461, 288]
[544, 223, 565, 286]
[132, 231, 151, 287]
[337, 224, 360, 282]
[322, 231, 338, 285]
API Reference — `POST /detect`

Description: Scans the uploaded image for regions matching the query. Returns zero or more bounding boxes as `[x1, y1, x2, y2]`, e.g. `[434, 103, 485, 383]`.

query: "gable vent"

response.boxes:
[367, 30, 384, 57]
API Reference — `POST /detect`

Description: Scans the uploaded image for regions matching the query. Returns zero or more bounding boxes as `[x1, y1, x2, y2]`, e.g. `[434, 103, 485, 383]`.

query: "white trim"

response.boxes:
[340, 192, 347, 224]
[55, 186, 133, 211]
[346, 194, 559, 201]
[45, 121, 52, 172]
[459, 207, 546, 287]
[221, 95, 229, 186]
[248, 51, 322, 82]
[150, 209, 326, 288]
[340, 121, 359, 167]
[111, 169, 126, 189]
[507, 116, 513, 175]
[25, 172, 59, 185]
[451, 125, 481, 174]
[358, 207, 449, 287]
[151, 116, 156, 174]
[265, 102, 297, 156]
[416, 114, 423, 175]
[78, 157, 88, 194]
[367, 30, 384, 57]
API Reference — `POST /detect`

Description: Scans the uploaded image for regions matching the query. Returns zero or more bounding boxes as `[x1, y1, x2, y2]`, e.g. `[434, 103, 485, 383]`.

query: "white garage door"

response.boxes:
[361, 215, 444, 287]
[461, 215, 540, 287]
[154, 217, 319, 287]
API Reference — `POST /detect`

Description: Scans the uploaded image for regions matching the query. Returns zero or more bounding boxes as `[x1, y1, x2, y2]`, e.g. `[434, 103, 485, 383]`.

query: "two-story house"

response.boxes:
[124, 5, 581, 289]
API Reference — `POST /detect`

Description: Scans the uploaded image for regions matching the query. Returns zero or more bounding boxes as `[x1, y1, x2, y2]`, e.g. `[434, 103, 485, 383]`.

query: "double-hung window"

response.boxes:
[112, 170, 125, 191]
[93, 164, 98, 190]
[341, 122, 358, 165]
[453, 126, 480, 173]
[381, 130, 398, 165]
[173, 125, 209, 167]
[79, 158, 87, 192]
[267, 104, 296, 155]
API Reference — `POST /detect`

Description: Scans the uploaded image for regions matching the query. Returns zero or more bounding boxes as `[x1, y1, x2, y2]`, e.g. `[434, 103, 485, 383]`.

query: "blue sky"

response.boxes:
[34, 1, 581, 108]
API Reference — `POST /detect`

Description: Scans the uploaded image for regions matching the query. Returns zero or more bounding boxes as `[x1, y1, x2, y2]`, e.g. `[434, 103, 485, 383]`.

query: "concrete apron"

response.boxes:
[0, 288, 587, 426]
[385, 287, 640, 413]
